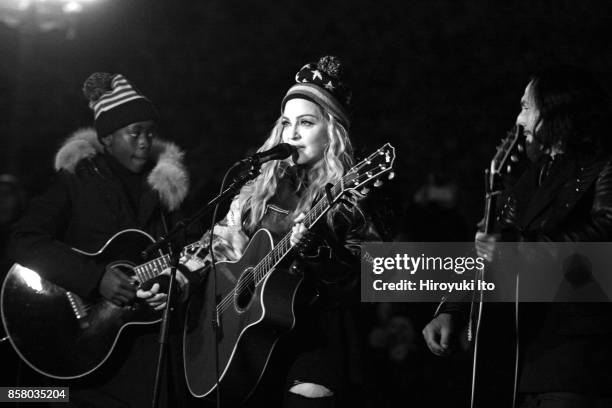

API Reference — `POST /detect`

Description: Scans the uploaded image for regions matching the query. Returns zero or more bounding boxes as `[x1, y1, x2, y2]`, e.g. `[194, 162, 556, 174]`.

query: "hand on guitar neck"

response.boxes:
[289, 212, 358, 277]
[475, 126, 524, 264]
[136, 268, 191, 310]
[475, 231, 500, 263]
[99, 264, 190, 310]
[290, 212, 323, 258]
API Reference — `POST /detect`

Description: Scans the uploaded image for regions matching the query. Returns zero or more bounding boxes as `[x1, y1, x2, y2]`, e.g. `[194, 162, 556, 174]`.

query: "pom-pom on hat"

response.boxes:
[83, 73, 158, 139]
[281, 56, 352, 128]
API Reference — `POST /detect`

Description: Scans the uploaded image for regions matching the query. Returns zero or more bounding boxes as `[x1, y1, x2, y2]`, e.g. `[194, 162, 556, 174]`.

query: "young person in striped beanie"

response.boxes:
[199, 56, 380, 408]
[9, 72, 193, 406]
[83, 72, 160, 172]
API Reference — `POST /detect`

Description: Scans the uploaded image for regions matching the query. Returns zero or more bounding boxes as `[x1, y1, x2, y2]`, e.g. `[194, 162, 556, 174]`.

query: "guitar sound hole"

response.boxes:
[234, 269, 256, 312]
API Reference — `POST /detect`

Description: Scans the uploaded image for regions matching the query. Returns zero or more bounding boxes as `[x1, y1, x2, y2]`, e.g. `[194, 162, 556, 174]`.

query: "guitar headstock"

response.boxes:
[342, 143, 396, 194]
[490, 125, 523, 178]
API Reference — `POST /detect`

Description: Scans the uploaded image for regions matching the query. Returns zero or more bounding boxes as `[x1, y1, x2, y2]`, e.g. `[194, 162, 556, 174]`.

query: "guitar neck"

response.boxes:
[252, 180, 345, 286]
[483, 126, 522, 234]
[211, 143, 394, 317]
[483, 191, 498, 234]
[132, 241, 202, 284]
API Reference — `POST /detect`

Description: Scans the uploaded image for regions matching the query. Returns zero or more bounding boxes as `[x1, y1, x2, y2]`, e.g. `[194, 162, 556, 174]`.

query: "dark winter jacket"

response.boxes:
[9, 128, 189, 298]
[503, 153, 612, 395]
[440, 153, 612, 396]
[7, 128, 191, 407]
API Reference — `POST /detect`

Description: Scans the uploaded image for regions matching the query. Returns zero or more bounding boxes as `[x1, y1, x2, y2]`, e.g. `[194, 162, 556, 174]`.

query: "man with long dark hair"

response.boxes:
[423, 65, 612, 407]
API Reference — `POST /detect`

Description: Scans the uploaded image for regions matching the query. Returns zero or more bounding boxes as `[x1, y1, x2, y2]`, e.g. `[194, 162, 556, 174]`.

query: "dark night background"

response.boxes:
[1, 0, 612, 406]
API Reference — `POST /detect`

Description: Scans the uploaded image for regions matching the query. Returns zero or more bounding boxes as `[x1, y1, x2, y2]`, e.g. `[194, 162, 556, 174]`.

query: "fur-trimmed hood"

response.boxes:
[54, 127, 189, 211]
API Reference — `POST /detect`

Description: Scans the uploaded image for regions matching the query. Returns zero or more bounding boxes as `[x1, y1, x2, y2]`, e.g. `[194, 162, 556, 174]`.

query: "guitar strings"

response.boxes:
[213, 165, 381, 314]
[216, 194, 336, 315]
[215, 183, 342, 315]
[113, 150, 384, 314]
[214, 201, 324, 314]
[214, 147, 388, 315]
[215, 202, 324, 314]
[215, 221, 298, 314]
[132, 241, 202, 283]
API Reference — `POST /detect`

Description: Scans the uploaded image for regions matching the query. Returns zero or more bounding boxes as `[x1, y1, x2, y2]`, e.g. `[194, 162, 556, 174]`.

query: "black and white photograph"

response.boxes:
[1, 1, 612, 407]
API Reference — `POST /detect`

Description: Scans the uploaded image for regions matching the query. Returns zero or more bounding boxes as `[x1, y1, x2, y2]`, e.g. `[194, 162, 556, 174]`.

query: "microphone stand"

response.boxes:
[151, 240, 180, 408]
[147, 160, 262, 408]
[142, 160, 261, 260]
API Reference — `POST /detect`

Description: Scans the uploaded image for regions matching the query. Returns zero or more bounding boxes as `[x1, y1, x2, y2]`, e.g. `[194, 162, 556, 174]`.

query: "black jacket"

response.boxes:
[503, 153, 612, 394]
[438, 153, 612, 396]
[9, 129, 189, 298]
[8, 128, 191, 407]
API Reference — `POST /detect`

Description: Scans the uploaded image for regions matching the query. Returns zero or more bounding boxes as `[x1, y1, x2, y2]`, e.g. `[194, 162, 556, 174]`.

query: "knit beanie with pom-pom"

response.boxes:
[281, 55, 352, 128]
[82, 73, 158, 139]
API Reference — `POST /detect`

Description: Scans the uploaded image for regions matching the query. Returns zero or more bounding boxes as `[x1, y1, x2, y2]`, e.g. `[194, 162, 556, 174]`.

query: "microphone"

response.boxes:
[240, 143, 297, 166]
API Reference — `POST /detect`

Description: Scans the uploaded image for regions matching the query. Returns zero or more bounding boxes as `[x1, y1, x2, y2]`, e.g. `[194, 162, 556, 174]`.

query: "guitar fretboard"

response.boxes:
[132, 241, 203, 283]
[215, 143, 395, 315]
[252, 180, 344, 287]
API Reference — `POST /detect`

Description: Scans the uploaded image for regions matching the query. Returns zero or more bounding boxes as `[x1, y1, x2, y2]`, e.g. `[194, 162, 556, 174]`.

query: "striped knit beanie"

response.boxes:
[281, 56, 352, 128]
[82, 73, 158, 139]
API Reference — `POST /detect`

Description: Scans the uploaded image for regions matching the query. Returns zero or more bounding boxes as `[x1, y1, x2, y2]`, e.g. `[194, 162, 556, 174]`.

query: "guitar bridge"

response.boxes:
[66, 291, 90, 329]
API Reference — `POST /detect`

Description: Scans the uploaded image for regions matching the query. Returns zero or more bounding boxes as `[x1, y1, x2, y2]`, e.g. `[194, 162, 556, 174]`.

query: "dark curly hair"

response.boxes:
[530, 65, 611, 157]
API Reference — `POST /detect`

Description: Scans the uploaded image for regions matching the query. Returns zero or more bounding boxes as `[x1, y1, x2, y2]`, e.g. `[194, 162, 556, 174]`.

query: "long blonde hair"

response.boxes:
[239, 104, 354, 232]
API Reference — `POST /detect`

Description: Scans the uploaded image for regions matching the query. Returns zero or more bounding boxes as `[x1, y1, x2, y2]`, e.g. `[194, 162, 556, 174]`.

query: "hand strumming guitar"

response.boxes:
[99, 266, 136, 306]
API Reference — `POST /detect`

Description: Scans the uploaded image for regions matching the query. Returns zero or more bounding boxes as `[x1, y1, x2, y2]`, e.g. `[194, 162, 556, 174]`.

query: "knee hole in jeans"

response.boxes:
[288, 383, 334, 398]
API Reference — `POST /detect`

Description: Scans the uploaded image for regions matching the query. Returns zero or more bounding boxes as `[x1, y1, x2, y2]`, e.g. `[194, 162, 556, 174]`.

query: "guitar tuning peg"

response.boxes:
[517, 144, 524, 152]
[388, 172, 395, 180]
[360, 187, 370, 195]
[373, 180, 383, 188]
[507, 164, 512, 174]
